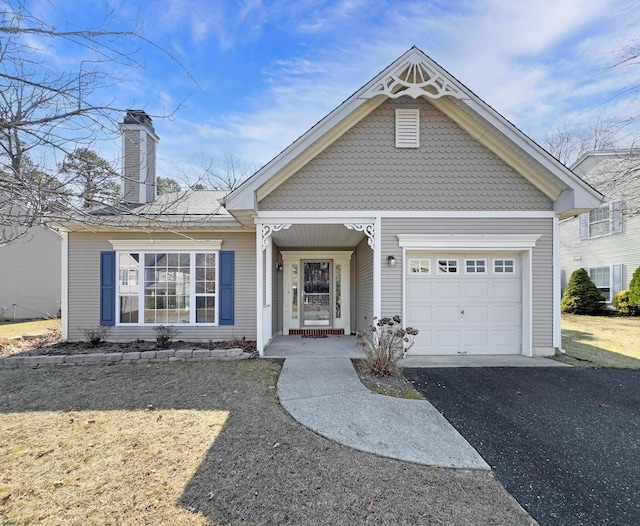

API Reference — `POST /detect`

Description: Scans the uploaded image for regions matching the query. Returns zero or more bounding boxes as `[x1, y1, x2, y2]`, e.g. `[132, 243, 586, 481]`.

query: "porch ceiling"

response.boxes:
[270, 224, 365, 248]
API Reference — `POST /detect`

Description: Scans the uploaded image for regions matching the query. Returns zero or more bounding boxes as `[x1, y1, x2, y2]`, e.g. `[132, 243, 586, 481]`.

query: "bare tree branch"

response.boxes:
[0, 0, 201, 245]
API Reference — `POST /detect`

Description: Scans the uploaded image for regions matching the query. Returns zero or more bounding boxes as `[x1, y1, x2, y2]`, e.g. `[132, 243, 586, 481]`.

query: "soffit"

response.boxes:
[271, 224, 365, 248]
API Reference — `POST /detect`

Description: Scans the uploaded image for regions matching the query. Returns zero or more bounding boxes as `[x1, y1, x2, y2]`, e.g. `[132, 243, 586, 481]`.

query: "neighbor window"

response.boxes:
[117, 251, 217, 325]
[580, 202, 623, 239]
[588, 266, 611, 302]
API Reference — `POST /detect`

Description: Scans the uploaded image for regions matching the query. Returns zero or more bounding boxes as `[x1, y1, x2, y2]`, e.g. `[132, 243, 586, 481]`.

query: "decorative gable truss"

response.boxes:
[362, 53, 464, 100]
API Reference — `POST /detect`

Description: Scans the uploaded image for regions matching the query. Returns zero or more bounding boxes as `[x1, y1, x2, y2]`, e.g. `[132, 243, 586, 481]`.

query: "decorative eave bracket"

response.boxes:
[361, 55, 465, 100]
[260, 224, 291, 251]
[345, 223, 375, 250]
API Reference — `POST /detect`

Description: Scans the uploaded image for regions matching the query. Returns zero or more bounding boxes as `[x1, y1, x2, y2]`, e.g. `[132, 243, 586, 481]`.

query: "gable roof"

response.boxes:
[224, 47, 603, 221]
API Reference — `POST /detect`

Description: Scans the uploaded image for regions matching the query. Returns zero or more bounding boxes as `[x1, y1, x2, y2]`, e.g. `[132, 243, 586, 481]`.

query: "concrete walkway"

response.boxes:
[277, 356, 490, 470]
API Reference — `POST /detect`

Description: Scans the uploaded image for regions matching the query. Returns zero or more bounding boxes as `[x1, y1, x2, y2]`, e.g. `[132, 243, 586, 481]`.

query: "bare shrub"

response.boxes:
[84, 327, 110, 347]
[154, 325, 180, 349]
[356, 316, 419, 376]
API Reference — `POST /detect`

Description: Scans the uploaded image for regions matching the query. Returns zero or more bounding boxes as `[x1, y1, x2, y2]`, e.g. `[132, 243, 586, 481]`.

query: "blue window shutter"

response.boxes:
[100, 251, 116, 326]
[612, 264, 623, 298]
[578, 213, 589, 240]
[219, 251, 234, 325]
[612, 201, 623, 234]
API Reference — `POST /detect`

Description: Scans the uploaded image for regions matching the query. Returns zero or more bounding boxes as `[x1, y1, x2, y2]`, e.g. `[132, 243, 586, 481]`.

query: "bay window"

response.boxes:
[116, 250, 218, 325]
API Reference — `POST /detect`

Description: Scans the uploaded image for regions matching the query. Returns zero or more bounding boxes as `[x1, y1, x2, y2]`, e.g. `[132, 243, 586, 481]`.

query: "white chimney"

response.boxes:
[120, 110, 159, 204]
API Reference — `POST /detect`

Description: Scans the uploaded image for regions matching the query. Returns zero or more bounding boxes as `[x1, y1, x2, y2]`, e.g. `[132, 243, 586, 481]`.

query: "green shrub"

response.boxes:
[613, 290, 632, 315]
[561, 268, 605, 315]
[629, 266, 640, 306]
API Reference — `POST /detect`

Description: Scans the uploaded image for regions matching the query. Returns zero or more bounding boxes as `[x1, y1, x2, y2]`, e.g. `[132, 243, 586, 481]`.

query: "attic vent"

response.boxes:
[395, 109, 420, 148]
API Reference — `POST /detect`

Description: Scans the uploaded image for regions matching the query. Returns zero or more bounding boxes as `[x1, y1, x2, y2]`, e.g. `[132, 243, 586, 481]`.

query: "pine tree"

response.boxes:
[628, 267, 640, 306]
[561, 268, 605, 315]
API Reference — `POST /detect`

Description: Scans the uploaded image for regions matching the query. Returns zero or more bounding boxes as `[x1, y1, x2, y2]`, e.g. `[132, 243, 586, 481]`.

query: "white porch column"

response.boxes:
[256, 223, 264, 356]
[373, 216, 382, 320]
[552, 216, 561, 350]
[60, 230, 69, 341]
[264, 236, 273, 346]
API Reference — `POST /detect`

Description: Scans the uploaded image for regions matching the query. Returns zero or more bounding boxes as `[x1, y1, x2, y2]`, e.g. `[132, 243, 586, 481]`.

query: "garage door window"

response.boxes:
[409, 258, 431, 274]
[437, 259, 458, 274]
[465, 259, 486, 274]
[494, 259, 515, 274]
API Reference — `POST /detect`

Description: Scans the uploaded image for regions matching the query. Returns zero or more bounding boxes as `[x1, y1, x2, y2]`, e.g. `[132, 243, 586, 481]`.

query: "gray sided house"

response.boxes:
[0, 224, 62, 320]
[560, 150, 640, 302]
[61, 47, 603, 356]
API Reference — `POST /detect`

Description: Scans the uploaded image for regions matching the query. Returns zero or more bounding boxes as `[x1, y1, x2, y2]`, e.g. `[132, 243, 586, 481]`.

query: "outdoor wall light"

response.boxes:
[276, 264, 284, 271]
[387, 255, 396, 267]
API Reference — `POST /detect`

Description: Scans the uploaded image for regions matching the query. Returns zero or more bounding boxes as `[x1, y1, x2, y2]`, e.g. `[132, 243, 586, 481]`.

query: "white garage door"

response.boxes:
[405, 252, 522, 355]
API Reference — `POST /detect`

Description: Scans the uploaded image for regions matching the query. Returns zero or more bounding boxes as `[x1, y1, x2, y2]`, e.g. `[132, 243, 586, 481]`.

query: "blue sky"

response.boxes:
[16, 0, 640, 182]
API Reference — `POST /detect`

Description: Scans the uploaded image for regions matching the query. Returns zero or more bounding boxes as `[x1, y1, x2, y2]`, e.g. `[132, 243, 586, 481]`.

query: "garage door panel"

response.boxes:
[491, 280, 521, 300]
[491, 329, 520, 351]
[464, 281, 489, 299]
[406, 305, 432, 326]
[407, 281, 432, 301]
[434, 282, 460, 300]
[463, 331, 489, 348]
[491, 305, 520, 324]
[435, 306, 462, 323]
[435, 330, 460, 348]
[412, 330, 432, 349]
[464, 306, 488, 323]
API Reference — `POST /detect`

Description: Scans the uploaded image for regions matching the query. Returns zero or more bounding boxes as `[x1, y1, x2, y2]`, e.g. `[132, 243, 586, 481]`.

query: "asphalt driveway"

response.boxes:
[404, 367, 640, 526]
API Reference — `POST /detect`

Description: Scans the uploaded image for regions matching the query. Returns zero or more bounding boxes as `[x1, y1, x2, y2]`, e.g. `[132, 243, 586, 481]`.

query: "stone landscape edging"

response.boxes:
[0, 347, 251, 369]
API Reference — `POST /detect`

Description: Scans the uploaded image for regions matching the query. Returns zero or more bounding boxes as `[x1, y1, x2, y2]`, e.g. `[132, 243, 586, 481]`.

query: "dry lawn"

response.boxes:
[560, 314, 640, 368]
[1, 409, 226, 525]
[0, 318, 60, 339]
[0, 360, 533, 525]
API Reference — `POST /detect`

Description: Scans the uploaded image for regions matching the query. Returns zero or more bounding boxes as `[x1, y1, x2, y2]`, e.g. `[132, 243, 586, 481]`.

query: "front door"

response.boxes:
[302, 261, 331, 327]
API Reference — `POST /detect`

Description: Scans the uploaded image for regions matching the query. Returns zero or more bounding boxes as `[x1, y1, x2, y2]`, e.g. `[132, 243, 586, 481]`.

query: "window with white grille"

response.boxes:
[395, 109, 420, 148]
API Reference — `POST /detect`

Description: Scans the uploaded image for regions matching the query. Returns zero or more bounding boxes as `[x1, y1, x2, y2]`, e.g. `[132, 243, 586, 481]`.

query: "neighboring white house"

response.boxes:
[0, 225, 62, 320]
[559, 150, 640, 302]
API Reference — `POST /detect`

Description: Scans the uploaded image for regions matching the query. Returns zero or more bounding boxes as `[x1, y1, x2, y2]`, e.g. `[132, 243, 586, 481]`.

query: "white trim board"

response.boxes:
[256, 211, 555, 220]
[61, 231, 69, 341]
[397, 234, 541, 250]
[109, 240, 223, 251]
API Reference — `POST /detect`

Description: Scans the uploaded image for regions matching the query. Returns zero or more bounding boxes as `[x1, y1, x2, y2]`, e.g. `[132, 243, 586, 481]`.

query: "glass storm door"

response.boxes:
[302, 261, 331, 327]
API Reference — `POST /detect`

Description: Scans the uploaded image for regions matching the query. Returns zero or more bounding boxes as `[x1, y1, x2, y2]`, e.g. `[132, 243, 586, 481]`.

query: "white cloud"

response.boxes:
[46, 0, 638, 179]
